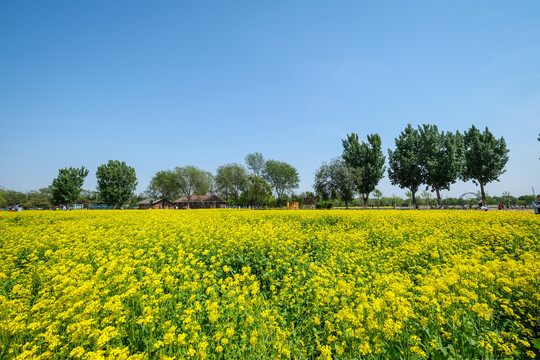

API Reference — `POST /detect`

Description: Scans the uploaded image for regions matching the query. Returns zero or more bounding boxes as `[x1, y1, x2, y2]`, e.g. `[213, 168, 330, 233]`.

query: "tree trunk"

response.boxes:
[479, 180, 486, 206]
[436, 187, 442, 207]
[411, 189, 417, 208]
[363, 193, 368, 208]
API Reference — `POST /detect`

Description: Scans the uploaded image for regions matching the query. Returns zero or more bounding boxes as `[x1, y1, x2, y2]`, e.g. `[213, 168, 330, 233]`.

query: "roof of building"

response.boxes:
[174, 195, 225, 203]
[137, 198, 173, 205]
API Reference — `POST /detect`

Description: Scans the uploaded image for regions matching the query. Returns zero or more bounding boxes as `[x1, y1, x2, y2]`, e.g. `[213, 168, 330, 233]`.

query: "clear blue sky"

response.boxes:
[1, 1, 539, 199]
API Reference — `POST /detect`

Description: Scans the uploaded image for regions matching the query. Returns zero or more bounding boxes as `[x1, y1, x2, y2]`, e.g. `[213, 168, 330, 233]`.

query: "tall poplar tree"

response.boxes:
[418, 125, 462, 207]
[461, 126, 509, 206]
[342, 133, 386, 207]
[387, 125, 423, 207]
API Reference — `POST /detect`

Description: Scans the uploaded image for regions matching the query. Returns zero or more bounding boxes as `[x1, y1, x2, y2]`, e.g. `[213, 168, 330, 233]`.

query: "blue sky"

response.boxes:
[1, 1, 539, 199]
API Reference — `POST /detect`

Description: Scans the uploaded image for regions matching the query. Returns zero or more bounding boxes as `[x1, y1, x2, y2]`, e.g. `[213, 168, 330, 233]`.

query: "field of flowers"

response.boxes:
[0, 209, 539, 359]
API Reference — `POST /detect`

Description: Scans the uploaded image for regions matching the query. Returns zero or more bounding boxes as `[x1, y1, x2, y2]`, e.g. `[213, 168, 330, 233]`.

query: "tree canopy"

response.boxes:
[148, 170, 180, 206]
[418, 125, 462, 206]
[461, 125, 509, 205]
[239, 175, 273, 208]
[314, 158, 358, 209]
[96, 160, 138, 208]
[263, 160, 300, 204]
[175, 166, 213, 208]
[215, 163, 248, 204]
[244, 152, 265, 178]
[342, 133, 386, 207]
[51, 166, 89, 205]
[387, 124, 423, 207]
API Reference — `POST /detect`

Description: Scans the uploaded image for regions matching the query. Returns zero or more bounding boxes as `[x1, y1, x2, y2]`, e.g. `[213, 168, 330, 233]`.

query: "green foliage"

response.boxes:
[263, 160, 300, 204]
[314, 158, 358, 209]
[244, 152, 265, 178]
[387, 125, 423, 206]
[215, 163, 248, 204]
[96, 160, 138, 208]
[0, 190, 7, 208]
[77, 189, 100, 205]
[175, 166, 213, 208]
[461, 126, 509, 205]
[418, 125, 462, 206]
[342, 133, 386, 206]
[24, 188, 52, 209]
[372, 189, 383, 207]
[238, 175, 273, 208]
[51, 166, 89, 205]
[0, 188, 25, 208]
[300, 191, 319, 207]
[148, 170, 180, 203]
[315, 200, 333, 209]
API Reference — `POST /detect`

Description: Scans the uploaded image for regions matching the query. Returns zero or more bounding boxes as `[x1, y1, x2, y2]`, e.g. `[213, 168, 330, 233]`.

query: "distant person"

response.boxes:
[62, 205, 67, 211]
[533, 195, 540, 215]
[14, 204, 19, 212]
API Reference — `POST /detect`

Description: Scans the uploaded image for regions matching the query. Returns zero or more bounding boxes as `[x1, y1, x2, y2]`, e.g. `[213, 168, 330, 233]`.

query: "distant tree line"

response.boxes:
[2, 124, 534, 210]
[0, 154, 303, 209]
[314, 124, 510, 208]
[147, 153, 300, 209]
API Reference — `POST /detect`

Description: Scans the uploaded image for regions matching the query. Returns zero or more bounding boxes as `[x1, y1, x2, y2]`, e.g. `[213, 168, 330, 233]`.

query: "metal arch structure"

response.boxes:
[458, 192, 480, 202]
[458, 192, 482, 208]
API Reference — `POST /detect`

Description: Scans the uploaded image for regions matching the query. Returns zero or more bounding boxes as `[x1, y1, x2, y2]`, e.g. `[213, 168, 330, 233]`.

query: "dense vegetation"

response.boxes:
[1, 210, 539, 359]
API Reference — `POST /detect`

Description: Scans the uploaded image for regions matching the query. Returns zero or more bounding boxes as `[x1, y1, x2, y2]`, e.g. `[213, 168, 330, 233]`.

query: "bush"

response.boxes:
[315, 200, 333, 209]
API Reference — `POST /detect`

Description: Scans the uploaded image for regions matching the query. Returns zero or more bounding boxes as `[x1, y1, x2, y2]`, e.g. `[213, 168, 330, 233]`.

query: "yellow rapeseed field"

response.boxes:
[0, 210, 539, 359]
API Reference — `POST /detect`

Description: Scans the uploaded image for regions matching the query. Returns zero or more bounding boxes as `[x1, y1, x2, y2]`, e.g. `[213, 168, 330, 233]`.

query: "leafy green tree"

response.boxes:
[372, 189, 383, 207]
[405, 190, 413, 208]
[263, 160, 300, 205]
[148, 170, 180, 207]
[77, 189, 100, 205]
[96, 160, 138, 208]
[175, 166, 213, 208]
[388, 125, 423, 207]
[314, 158, 358, 209]
[418, 125, 462, 206]
[298, 191, 318, 208]
[24, 188, 52, 209]
[0, 188, 27, 208]
[0, 189, 7, 209]
[421, 189, 431, 207]
[501, 191, 517, 208]
[342, 133, 386, 207]
[244, 152, 265, 178]
[215, 163, 248, 204]
[238, 175, 273, 208]
[244, 153, 266, 206]
[129, 193, 146, 208]
[461, 126, 509, 206]
[51, 166, 89, 205]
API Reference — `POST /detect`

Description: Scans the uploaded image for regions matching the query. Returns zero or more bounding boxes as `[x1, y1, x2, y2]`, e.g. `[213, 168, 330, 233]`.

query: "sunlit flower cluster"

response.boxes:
[0, 209, 539, 359]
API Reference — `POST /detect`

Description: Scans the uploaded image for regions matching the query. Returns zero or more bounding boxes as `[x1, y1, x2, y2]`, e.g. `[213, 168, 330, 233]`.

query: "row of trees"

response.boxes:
[2, 154, 300, 209]
[0, 125, 519, 209]
[147, 153, 300, 208]
[48, 160, 137, 208]
[314, 124, 509, 208]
